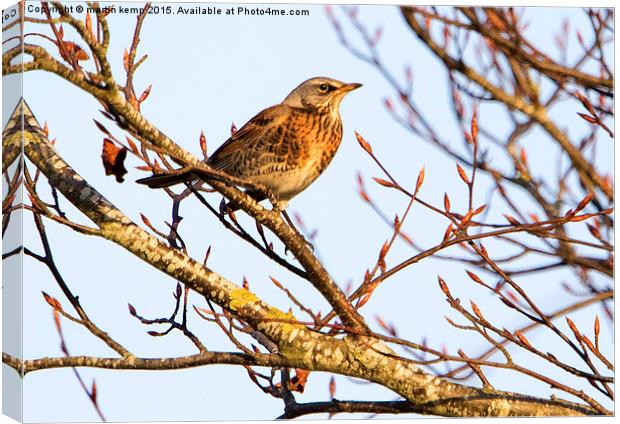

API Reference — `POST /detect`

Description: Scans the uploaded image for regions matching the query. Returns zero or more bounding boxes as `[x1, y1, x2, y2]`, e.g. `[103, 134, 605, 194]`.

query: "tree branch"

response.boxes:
[4, 99, 603, 417]
[400, 7, 613, 202]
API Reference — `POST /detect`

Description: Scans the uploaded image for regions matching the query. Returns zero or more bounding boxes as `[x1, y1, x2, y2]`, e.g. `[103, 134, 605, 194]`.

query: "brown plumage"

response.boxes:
[137, 77, 361, 208]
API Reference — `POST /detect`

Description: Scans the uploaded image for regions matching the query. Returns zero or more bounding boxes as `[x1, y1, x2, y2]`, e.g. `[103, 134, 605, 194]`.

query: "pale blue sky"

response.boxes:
[1, 1, 614, 422]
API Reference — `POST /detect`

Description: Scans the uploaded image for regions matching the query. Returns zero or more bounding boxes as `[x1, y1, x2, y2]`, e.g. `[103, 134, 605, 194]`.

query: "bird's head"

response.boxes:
[282, 77, 362, 112]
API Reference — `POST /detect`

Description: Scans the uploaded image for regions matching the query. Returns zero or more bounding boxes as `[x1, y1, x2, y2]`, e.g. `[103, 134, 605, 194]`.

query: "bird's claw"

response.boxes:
[272, 199, 289, 212]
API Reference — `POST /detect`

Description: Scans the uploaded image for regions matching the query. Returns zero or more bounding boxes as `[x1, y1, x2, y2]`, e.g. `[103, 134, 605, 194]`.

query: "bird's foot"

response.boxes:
[272, 199, 289, 212]
[263, 187, 280, 208]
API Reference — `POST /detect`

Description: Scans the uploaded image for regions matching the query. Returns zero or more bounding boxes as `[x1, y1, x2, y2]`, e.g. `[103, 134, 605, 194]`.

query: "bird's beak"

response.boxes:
[340, 82, 363, 93]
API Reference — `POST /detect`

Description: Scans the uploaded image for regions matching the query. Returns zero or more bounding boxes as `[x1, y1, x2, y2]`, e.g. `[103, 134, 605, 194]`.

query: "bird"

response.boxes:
[136, 76, 362, 211]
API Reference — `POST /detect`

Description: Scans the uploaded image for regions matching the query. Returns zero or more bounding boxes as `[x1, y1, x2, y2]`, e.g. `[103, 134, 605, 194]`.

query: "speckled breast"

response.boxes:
[254, 108, 344, 200]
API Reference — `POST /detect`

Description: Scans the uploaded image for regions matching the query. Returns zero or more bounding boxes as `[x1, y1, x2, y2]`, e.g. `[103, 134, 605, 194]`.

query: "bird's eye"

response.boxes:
[318, 83, 331, 93]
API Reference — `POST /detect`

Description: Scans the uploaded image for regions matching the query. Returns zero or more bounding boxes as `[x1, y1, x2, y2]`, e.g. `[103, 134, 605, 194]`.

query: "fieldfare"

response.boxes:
[137, 77, 362, 210]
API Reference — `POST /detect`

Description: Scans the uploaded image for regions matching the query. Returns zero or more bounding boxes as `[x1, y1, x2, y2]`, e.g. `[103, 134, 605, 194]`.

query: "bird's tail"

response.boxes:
[135, 171, 194, 188]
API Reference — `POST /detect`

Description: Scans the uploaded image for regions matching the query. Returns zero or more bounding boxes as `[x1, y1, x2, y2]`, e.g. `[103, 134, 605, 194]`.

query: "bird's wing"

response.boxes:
[207, 104, 296, 176]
